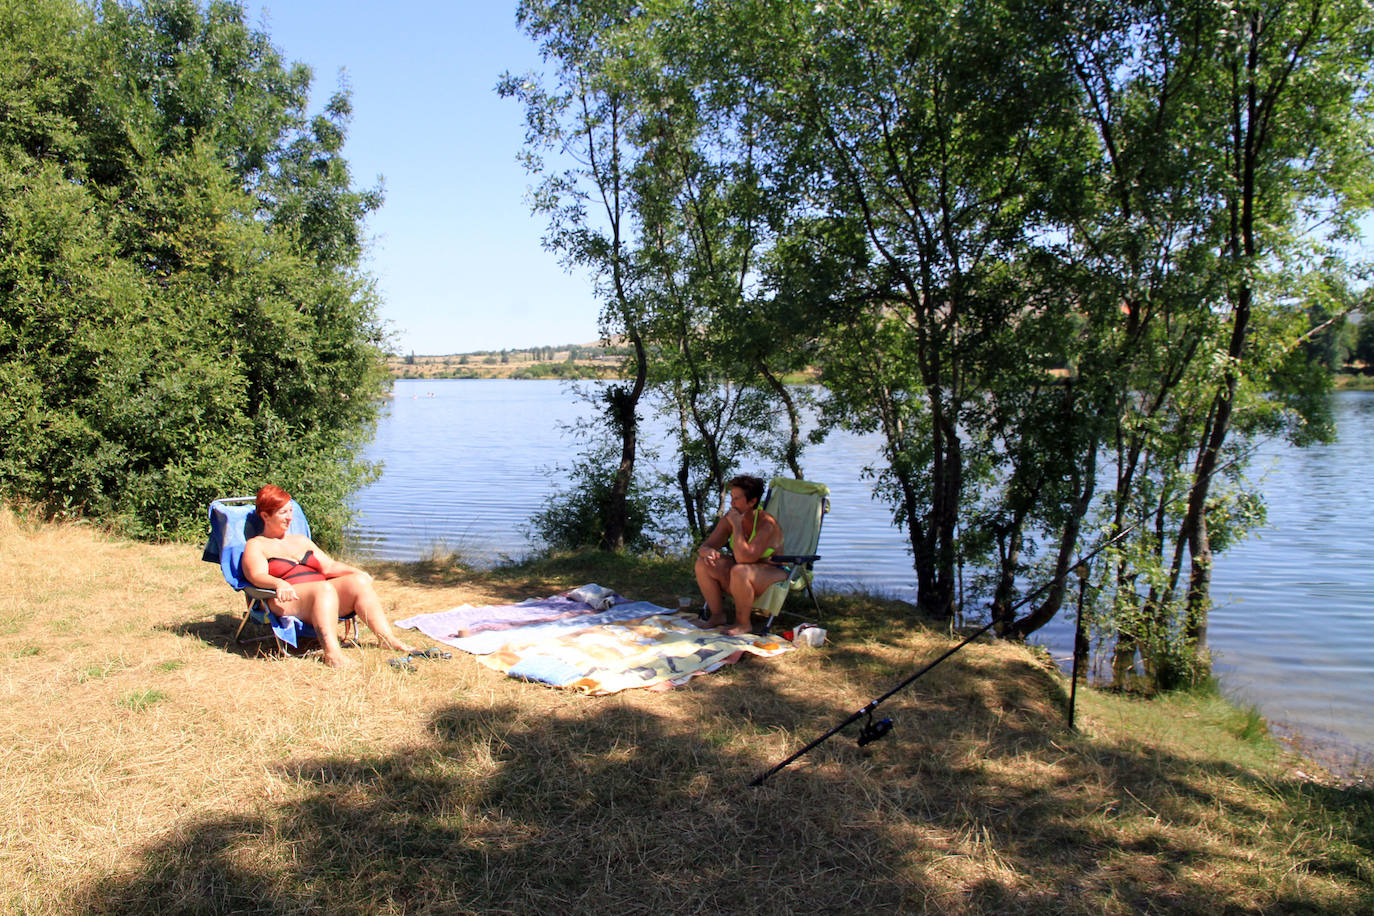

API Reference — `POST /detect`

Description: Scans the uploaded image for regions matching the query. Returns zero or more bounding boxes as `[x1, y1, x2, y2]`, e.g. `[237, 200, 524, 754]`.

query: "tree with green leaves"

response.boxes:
[506, 0, 821, 550]
[499, 0, 1370, 684]
[1175, 0, 1374, 654]
[728, 0, 1091, 618]
[1356, 314, 1374, 369]
[621, 2, 818, 539]
[0, 0, 388, 544]
[1015, 0, 1373, 687]
[502, 0, 656, 552]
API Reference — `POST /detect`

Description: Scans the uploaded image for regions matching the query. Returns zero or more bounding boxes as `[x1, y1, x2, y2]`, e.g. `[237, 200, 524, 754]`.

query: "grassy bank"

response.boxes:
[1, 509, 1370, 914]
[1334, 372, 1374, 391]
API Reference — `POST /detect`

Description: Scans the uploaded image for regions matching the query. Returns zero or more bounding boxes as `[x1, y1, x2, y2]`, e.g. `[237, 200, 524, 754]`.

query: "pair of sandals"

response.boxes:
[388, 646, 452, 671]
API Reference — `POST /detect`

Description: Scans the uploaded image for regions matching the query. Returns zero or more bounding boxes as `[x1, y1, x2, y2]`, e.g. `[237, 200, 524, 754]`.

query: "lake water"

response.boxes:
[350, 379, 1374, 761]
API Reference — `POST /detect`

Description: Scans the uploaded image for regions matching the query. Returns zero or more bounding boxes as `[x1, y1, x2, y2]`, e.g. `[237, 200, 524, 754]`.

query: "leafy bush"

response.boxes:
[530, 465, 653, 554]
[528, 438, 674, 554]
[1356, 314, 1374, 369]
[0, 0, 388, 546]
[511, 362, 600, 380]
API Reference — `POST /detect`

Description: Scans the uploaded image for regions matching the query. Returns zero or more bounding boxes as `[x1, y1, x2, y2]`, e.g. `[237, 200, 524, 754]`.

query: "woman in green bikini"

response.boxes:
[694, 474, 786, 635]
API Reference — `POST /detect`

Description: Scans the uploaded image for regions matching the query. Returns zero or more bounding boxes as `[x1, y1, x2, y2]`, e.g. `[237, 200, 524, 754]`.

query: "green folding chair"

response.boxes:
[752, 478, 830, 633]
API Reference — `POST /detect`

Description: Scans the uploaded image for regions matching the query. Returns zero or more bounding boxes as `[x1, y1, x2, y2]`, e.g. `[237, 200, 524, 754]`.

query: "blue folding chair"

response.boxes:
[201, 496, 356, 652]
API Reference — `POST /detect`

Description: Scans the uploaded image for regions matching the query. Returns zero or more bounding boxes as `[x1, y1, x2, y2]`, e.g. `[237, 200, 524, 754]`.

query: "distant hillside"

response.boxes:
[389, 342, 629, 380]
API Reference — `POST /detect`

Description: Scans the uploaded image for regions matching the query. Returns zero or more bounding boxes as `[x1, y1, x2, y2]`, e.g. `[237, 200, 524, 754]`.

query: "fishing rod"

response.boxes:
[748, 442, 1266, 787]
[746, 545, 1083, 787]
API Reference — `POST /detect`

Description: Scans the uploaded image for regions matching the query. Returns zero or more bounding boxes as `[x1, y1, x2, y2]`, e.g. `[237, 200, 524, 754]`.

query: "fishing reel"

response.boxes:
[856, 710, 894, 747]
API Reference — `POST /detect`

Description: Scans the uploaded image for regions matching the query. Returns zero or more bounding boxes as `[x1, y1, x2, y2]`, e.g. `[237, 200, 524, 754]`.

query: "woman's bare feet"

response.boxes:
[696, 614, 728, 629]
[723, 624, 752, 637]
[383, 637, 415, 653]
[323, 651, 357, 668]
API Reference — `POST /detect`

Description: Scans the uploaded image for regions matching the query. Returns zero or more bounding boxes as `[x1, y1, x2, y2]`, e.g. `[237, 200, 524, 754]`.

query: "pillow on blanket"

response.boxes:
[566, 583, 621, 611]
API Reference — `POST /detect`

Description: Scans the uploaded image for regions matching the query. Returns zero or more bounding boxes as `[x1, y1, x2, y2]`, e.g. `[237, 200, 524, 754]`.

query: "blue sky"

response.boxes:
[255, 1, 600, 355]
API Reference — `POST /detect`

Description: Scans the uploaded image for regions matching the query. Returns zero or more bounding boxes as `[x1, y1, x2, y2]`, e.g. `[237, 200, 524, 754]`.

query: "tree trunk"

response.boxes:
[758, 361, 804, 479]
[600, 331, 648, 551]
[1011, 436, 1098, 639]
[990, 518, 1025, 635]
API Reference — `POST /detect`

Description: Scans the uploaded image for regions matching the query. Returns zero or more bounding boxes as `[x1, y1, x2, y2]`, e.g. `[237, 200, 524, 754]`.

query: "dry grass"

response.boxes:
[0, 508, 1370, 915]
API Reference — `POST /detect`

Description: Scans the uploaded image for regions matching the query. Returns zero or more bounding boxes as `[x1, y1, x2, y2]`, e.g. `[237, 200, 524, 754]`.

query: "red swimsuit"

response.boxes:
[267, 550, 326, 584]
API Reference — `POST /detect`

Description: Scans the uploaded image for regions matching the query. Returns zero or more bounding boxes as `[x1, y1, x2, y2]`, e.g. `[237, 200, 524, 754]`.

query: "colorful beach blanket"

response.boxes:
[484, 614, 792, 695]
[395, 595, 605, 639]
[397, 600, 663, 655]
[395, 590, 793, 694]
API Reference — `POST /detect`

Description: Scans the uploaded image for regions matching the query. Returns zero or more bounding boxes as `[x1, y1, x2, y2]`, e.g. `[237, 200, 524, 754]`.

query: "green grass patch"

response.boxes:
[1225, 703, 1271, 744]
[78, 660, 125, 683]
[117, 689, 167, 711]
[490, 547, 699, 606]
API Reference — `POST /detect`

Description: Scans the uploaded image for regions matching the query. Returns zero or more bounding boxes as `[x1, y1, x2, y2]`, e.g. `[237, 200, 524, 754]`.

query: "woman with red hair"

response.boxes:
[241, 484, 414, 667]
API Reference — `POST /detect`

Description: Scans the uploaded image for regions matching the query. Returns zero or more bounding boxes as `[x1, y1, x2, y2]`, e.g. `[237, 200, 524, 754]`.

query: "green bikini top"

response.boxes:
[728, 508, 776, 559]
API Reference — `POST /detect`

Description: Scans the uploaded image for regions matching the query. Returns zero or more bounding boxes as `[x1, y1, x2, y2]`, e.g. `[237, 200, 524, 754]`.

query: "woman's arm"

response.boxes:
[310, 545, 373, 584]
[242, 538, 298, 601]
[696, 516, 732, 559]
[727, 513, 780, 564]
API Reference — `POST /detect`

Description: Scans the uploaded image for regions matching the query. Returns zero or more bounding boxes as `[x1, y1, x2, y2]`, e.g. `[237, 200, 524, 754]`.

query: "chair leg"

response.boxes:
[235, 596, 267, 644]
[235, 597, 286, 655]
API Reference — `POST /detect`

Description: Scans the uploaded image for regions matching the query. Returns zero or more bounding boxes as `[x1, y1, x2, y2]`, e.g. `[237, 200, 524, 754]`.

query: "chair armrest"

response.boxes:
[242, 584, 277, 600]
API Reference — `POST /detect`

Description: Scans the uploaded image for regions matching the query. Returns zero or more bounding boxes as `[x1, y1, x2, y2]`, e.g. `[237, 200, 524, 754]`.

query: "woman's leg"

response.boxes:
[331, 574, 413, 652]
[725, 564, 787, 635]
[274, 582, 353, 667]
[694, 554, 735, 627]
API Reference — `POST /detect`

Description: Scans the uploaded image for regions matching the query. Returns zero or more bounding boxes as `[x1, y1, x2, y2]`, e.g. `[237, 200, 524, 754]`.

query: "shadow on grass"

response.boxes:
[371, 550, 699, 611]
[372, 555, 478, 590]
[73, 623, 1374, 915]
[166, 613, 330, 661]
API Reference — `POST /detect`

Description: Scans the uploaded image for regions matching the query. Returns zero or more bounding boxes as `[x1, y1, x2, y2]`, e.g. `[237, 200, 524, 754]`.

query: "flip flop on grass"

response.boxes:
[409, 647, 452, 660]
[388, 656, 417, 672]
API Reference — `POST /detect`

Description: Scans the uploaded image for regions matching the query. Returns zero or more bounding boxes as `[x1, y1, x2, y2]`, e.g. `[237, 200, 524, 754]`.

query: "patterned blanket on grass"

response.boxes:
[479, 614, 791, 695]
[396, 592, 791, 695]
[396, 600, 665, 655]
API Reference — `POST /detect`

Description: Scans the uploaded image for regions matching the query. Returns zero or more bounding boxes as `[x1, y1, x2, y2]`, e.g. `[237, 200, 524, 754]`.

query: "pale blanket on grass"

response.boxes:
[396, 601, 663, 655]
[396, 600, 792, 695]
[480, 614, 792, 695]
[392, 583, 629, 640]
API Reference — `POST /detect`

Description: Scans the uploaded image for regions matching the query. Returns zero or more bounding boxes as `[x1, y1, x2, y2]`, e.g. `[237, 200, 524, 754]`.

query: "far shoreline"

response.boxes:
[388, 344, 623, 382]
[391, 349, 1369, 389]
